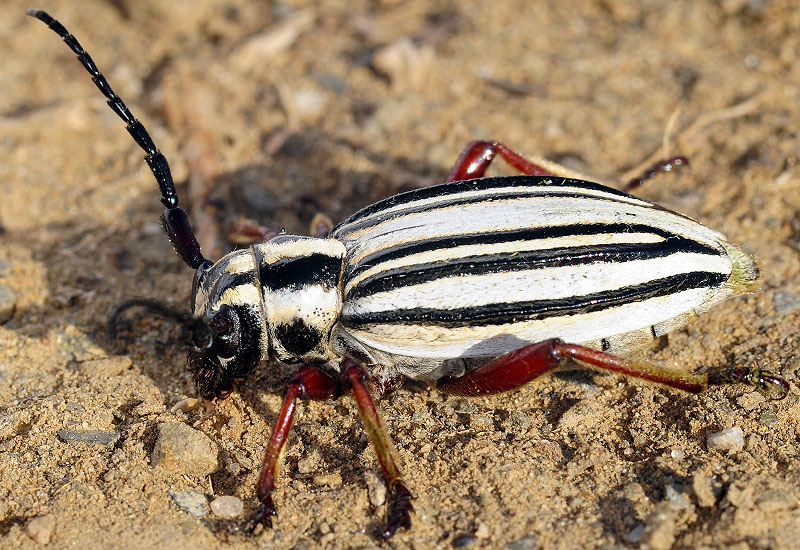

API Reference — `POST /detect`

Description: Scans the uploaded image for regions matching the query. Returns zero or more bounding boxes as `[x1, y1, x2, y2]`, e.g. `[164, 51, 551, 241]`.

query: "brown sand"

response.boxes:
[1, 1, 799, 548]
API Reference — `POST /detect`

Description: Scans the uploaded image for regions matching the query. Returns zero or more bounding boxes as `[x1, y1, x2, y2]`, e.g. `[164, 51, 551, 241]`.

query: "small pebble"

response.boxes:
[57, 428, 120, 446]
[670, 448, 685, 461]
[27, 514, 55, 545]
[288, 88, 328, 124]
[0, 284, 17, 324]
[168, 489, 209, 518]
[707, 426, 744, 452]
[759, 409, 779, 427]
[152, 422, 218, 476]
[364, 470, 386, 507]
[313, 473, 342, 487]
[665, 485, 691, 510]
[507, 410, 531, 431]
[470, 414, 493, 429]
[297, 454, 318, 474]
[453, 534, 477, 547]
[0, 411, 30, 441]
[507, 536, 539, 550]
[773, 289, 800, 314]
[756, 489, 797, 512]
[169, 398, 201, 413]
[371, 38, 433, 91]
[624, 524, 645, 543]
[475, 521, 490, 539]
[736, 392, 765, 411]
[210, 495, 244, 518]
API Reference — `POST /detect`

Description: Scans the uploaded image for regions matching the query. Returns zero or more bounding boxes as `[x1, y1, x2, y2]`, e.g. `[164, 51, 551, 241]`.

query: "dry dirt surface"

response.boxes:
[2, 1, 800, 549]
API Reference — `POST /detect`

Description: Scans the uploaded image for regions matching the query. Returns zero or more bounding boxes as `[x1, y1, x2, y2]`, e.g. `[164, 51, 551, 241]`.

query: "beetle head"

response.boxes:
[189, 249, 268, 399]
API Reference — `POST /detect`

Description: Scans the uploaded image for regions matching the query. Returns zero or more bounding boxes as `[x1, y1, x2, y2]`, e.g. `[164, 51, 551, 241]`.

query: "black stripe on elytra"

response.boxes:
[335, 187, 653, 237]
[344, 222, 708, 282]
[258, 252, 342, 291]
[346, 237, 720, 301]
[342, 271, 727, 328]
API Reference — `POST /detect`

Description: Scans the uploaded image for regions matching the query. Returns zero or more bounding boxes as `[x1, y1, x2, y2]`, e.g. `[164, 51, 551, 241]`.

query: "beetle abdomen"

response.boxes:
[332, 176, 758, 377]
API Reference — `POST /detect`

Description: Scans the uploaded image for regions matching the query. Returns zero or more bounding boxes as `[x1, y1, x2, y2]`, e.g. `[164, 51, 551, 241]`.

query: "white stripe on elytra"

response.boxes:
[339, 182, 654, 229]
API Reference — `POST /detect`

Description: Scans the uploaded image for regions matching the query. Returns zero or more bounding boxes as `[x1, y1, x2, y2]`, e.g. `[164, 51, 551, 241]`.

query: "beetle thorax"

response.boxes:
[254, 236, 346, 364]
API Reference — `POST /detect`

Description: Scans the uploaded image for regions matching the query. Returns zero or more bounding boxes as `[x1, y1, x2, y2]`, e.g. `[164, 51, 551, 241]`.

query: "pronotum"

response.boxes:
[28, 9, 789, 539]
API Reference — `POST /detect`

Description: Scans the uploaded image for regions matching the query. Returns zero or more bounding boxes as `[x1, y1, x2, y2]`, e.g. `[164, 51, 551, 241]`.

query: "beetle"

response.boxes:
[28, 9, 789, 539]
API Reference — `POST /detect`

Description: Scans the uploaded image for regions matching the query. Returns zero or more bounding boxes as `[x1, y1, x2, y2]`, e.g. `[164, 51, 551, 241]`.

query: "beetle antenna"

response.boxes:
[27, 9, 210, 270]
[108, 298, 212, 350]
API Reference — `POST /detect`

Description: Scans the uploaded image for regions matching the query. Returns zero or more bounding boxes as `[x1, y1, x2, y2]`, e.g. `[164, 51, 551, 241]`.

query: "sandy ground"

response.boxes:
[1, 0, 800, 549]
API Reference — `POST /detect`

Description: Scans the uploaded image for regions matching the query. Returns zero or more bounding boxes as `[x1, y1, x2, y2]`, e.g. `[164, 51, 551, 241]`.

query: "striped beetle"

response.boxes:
[29, 9, 789, 539]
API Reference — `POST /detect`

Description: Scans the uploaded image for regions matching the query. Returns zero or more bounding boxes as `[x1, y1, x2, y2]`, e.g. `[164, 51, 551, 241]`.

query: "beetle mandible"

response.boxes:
[27, 9, 789, 539]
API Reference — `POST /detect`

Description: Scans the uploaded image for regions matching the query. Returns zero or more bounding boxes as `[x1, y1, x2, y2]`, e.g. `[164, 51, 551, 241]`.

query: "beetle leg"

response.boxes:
[237, 365, 339, 535]
[447, 140, 690, 194]
[620, 156, 689, 192]
[437, 338, 788, 399]
[342, 361, 413, 539]
[309, 212, 335, 238]
[227, 218, 280, 246]
[446, 140, 556, 182]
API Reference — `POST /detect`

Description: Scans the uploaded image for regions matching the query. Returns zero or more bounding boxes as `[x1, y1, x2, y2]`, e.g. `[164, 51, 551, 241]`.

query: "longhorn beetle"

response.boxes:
[28, 9, 789, 540]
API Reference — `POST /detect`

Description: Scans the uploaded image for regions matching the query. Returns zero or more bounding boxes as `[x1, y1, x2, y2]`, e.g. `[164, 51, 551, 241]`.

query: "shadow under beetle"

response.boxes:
[28, 9, 789, 539]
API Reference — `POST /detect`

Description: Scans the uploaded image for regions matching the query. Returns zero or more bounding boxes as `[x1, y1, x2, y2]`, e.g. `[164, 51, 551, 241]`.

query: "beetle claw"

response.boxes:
[379, 480, 414, 540]
[231, 497, 276, 536]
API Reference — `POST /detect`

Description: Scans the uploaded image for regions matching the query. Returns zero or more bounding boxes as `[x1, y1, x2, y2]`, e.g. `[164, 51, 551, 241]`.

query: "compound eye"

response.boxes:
[209, 306, 240, 359]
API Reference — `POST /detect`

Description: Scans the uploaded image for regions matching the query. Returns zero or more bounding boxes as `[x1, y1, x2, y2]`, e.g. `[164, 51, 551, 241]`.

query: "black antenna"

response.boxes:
[27, 9, 210, 270]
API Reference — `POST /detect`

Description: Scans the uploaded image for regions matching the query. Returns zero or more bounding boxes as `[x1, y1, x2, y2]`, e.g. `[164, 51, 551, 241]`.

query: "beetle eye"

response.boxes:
[209, 313, 232, 337]
[210, 307, 239, 358]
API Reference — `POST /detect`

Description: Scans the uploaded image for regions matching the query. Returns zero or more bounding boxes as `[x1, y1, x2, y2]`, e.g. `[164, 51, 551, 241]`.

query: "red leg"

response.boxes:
[437, 338, 788, 399]
[447, 141, 690, 194]
[227, 218, 279, 246]
[446, 140, 556, 182]
[238, 365, 339, 534]
[343, 361, 413, 539]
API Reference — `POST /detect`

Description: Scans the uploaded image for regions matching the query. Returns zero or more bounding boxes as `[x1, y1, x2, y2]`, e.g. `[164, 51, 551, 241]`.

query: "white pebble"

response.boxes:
[475, 521, 490, 539]
[170, 398, 201, 413]
[364, 471, 386, 507]
[707, 426, 744, 452]
[210, 495, 244, 518]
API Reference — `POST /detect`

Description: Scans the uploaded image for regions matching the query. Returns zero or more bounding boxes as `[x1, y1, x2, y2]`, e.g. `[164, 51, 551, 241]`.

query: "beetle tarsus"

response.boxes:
[621, 156, 689, 192]
[379, 480, 414, 540]
[707, 366, 789, 400]
[232, 495, 276, 535]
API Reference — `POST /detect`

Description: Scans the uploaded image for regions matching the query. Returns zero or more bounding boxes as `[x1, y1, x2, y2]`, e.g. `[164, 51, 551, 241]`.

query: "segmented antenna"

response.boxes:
[27, 9, 210, 270]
